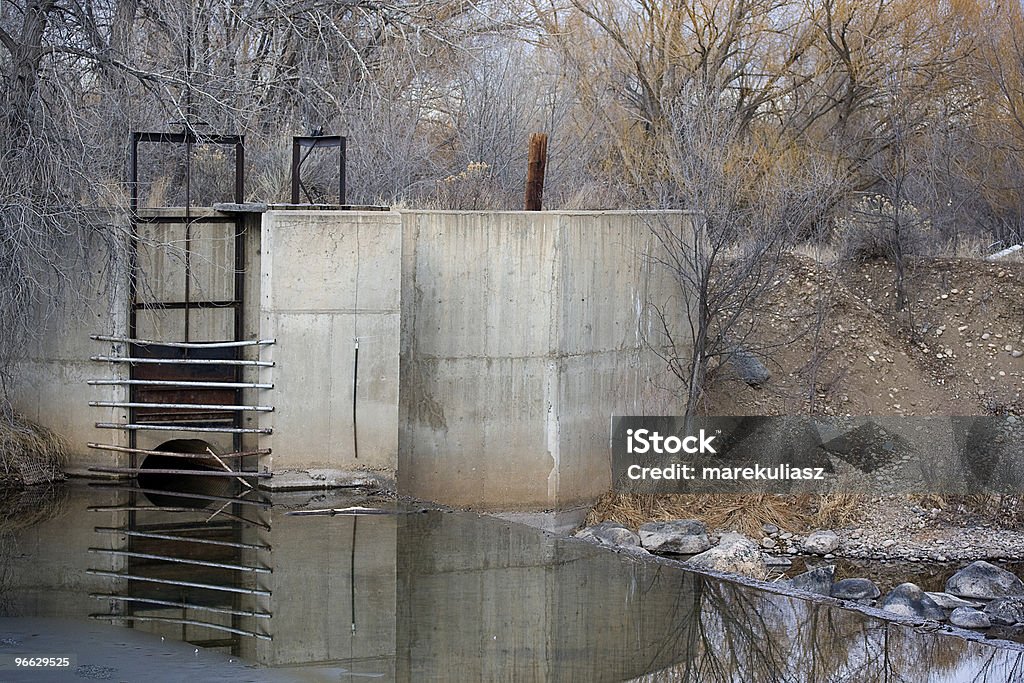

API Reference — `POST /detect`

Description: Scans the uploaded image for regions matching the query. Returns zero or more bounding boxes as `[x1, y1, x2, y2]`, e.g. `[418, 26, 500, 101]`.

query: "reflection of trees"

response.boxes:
[0, 484, 68, 616]
[627, 569, 1024, 683]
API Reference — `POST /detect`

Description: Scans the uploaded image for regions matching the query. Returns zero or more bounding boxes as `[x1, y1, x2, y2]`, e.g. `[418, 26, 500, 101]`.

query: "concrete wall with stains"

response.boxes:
[398, 210, 687, 512]
[258, 210, 402, 489]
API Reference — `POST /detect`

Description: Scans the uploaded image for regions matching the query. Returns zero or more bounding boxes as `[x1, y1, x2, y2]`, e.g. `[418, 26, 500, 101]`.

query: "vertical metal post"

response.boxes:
[339, 137, 347, 206]
[524, 132, 548, 211]
[235, 140, 245, 203]
[290, 139, 301, 204]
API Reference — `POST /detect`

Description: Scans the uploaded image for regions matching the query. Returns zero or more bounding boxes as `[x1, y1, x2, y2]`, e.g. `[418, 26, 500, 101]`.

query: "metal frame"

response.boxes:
[291, 135, 346, 204]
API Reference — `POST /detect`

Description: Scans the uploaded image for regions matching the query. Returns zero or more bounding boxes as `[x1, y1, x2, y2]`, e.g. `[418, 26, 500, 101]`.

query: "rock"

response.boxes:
[729, 348, 770, 387]
[945, 560, 1024, 599]
[803, 530, 840, 554]
[984, 596, 1024, 625]
[575, 521, 640, 548]
[686, 537, 768, 579]
[787, 565, 835, 596]
[780, 531, 793, 540]
[879, 583, 945, 620]
[762, 523, 779, 535]
[763, 555, 792, 567]
[950, 607, 991, 629]
[925, 592, 983, 610]
[638, 519, 711, 554]
[831, 578, 880, 601]
[760, 537, 777, 549]
[717, 531, 752, 547]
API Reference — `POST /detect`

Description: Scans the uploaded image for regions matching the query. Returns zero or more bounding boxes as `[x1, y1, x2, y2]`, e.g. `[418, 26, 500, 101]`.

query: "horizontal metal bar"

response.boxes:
[87, 506, 271, 529]
[90, 614, 271, 641]
[133, 131, 243, 145]
[88, 465, 270, 477]
[91, 401, 274, 412]
[92, 335, 275, 348]
[89, 548, 271, 574]
[94, 424, 272, 435]
[94, 527, 271, 550]
[87, 443, 270, 459]
[90, 594, 271, 619]
[135, 215, 239, 224]
[89, 379, 272, 389]
[133, 300, 240, 310]
[86, 570, 271, 596]
[91, 356, 274, 367]
[88, 484, 271, 508]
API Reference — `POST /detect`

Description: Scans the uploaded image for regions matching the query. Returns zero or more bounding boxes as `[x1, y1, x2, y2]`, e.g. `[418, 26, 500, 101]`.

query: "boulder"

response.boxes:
[950, 607, 991, 629]
[879, 583, 945, 620]
[984, 596, 1024, 626]
[575, 521, 640, 548]
[717, 531, 754, 548]
[945, 561, 1024, 599]
[925, 592, 982, 611]
[831, 578, 880, 601]
[803, 530, 840, 555]
[729, 348, 770, 387]
[638, 519, 711, 554]
[686, 537, 768, 579]
[787, 565, 835, 596]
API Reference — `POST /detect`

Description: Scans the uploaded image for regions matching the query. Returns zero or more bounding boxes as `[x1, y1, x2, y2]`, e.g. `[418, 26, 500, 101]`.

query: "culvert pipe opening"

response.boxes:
[138, 439, 241, 506]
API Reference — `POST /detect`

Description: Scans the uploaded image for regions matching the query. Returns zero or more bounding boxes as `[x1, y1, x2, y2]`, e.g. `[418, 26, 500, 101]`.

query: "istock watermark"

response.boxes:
[611, 416, 1024, 495]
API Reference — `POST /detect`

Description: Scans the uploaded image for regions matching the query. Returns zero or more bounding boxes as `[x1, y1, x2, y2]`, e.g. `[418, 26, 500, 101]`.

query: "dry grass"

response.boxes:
[586, 492, 866, 537]
[0, 415, 66, 487]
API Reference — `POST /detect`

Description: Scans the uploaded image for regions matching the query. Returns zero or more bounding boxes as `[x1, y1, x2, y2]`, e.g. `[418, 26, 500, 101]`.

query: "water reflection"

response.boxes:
[2, 483, 1024, 682]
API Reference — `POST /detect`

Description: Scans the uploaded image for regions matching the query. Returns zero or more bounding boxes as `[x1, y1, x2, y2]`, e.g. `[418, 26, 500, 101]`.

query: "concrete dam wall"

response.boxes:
[11, 208, 690, 513]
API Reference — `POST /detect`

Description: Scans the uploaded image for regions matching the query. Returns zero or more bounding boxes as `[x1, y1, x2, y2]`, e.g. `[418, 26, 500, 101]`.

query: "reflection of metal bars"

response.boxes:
[291, 135, 346, 204]
[89, 484, 273, 649]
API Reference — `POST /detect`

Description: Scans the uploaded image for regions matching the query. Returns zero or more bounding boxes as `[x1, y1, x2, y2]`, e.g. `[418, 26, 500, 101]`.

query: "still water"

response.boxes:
[1, 482, 1023, 682]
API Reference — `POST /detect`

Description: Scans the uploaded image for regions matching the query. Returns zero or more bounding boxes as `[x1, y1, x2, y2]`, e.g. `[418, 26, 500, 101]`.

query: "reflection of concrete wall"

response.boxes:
[395, 512, 695, 682]
[259, 210, 402, 487]
[249, 510, 397, 674]
[399, 211, 686, 511]
[1, 487, 126, 618]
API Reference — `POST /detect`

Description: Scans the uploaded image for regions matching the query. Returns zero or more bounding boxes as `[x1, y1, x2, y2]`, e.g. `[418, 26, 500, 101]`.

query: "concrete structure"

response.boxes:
[11, 208, 689, 514]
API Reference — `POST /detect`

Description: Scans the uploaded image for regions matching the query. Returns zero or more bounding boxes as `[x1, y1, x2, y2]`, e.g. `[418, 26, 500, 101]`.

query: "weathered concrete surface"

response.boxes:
[9, 253, 130, 474]
[259, 210, 401, 488]
[398, 210, 687, 511]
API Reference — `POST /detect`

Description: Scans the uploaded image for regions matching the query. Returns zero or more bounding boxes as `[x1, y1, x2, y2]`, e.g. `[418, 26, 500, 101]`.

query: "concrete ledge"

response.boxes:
[492, 506, 592, 535]
[259, 468, 395, 492]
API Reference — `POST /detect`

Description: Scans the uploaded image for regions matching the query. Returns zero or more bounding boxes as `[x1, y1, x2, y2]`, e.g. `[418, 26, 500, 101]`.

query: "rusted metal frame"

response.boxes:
[89, 464, 271, 477]
[92, 335, 274, 348]
[91, 356, 274, 367]
[90, 594, 271, 619]
[90, 614, 271, 641]
[87, 443, 269, 458]
[89, 379, 272, 389]
[88, 547, 271, 574]
[291, 135, 346, 204]
[93, 526, 271, 550]
[90, 401, 273, 412]
[86, 570, 271, 596]
[233, 213, 246, 454]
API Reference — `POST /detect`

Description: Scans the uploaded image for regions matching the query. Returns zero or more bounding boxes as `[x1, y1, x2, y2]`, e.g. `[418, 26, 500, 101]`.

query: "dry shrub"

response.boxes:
[586, 492, 866, 537]
[0, 416, 67, 488]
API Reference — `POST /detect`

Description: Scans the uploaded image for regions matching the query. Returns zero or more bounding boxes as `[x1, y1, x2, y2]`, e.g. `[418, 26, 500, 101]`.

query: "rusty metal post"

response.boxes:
[524, 133, 548, 211]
